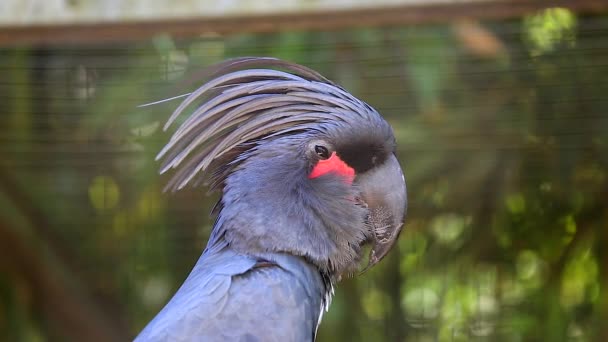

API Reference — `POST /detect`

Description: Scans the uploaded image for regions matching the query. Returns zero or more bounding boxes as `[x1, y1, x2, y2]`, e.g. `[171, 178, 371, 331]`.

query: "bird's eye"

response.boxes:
[314, 145, 330, 160]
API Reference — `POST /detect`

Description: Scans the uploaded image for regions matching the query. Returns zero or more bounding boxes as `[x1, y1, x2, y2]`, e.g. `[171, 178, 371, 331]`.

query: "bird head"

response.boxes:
[157, 57, 407, 278]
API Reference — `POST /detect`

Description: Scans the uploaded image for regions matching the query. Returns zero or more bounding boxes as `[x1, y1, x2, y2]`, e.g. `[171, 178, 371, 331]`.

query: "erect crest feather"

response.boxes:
[157, 57, 376, 192]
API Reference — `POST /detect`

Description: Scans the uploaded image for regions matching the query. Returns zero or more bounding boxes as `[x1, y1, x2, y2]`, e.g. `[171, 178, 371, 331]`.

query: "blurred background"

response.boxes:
[1, 1, 607, 341]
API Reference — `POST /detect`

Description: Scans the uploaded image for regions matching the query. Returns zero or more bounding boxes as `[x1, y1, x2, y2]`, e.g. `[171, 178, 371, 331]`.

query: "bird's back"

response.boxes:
[135, 244, 326, 341]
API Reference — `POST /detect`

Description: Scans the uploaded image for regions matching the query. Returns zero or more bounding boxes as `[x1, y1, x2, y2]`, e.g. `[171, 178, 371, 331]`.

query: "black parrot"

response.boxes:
[136, 57, 407, 341]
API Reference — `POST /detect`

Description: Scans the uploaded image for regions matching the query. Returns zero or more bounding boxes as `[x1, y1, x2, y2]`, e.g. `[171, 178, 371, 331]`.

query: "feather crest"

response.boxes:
[157, 57, 375, 192]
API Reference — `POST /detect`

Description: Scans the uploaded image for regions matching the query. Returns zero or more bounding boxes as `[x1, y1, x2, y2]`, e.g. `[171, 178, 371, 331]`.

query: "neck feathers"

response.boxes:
[206, 140, 368, 277]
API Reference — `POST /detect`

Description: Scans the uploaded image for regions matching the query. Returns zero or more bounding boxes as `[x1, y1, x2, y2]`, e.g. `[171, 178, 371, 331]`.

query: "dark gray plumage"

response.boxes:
[136, 57, 407, 341]
[136, 240, 327, 341]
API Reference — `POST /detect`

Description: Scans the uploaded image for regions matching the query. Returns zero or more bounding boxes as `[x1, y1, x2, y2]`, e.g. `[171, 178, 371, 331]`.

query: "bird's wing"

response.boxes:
[135, 247, 325, 342]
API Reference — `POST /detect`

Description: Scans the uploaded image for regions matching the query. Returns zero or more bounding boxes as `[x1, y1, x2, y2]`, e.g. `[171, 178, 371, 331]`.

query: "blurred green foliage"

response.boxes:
[1, 8, 607, 341]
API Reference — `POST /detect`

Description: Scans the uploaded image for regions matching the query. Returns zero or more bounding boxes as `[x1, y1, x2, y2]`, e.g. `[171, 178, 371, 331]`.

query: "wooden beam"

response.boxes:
[0, 0, 606, 47]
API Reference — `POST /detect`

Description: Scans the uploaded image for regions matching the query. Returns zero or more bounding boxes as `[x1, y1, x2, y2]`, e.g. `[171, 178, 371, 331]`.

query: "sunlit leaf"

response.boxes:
[88, 176, 120, 211]
[403, 287, 440, 326]
[561, 248, 598, 308]
[524, 8, 577, 56]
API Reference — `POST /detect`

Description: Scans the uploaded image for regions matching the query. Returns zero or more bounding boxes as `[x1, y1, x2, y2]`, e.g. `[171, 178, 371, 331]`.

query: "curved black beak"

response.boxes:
[356, 154, 407, 271]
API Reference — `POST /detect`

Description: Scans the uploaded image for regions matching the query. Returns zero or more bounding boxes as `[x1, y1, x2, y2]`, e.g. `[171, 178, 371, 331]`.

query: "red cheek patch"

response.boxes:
[308, 152, 355, 184]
